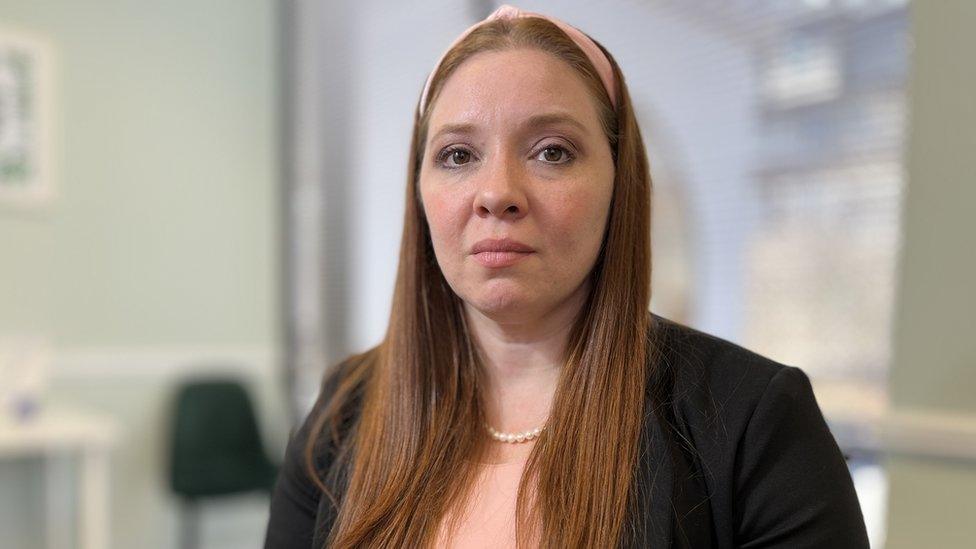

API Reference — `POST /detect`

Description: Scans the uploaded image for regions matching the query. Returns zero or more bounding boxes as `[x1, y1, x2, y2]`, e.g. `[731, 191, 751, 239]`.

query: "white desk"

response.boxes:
[0, 408, 118, 549]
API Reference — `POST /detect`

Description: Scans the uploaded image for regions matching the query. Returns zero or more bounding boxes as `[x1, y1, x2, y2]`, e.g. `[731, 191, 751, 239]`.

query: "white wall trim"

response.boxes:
[826, 404, 976, 462]
[51, 346, 279, 379]
[878, 407, 976, 462]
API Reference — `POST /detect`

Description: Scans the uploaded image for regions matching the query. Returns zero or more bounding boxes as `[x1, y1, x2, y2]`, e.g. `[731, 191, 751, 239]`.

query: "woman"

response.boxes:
[264, 5, 869, 548]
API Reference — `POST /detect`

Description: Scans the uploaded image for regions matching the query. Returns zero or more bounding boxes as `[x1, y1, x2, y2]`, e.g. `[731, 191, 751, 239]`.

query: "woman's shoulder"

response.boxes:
[265, 352, 377, 548]
[648, 311, 828, 460]
[311, 348, 376, 436]
[649, 311, 808, 423]
[649, 312, 868, 546]
[651, 311, 793, 384]
[285, 349, 376, 476]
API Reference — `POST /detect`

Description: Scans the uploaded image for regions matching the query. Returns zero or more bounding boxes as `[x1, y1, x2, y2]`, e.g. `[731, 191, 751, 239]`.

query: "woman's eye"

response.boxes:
[437, 147, 474, 168]
[436, 144, 573, 168]
[537, 145, 574, 165]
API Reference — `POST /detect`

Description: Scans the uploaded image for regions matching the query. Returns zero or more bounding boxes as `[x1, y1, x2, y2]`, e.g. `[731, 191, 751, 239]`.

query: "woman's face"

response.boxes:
[419, 48, 615, 324]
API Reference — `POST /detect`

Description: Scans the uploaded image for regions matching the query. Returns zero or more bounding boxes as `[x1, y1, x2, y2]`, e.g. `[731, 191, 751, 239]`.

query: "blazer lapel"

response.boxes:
[313, 487, 339, 548]
[625, 398, 674, 548]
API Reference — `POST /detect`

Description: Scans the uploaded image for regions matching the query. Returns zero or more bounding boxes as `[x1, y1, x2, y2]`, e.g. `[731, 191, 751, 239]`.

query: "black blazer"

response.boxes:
[264, 313, 869, 548]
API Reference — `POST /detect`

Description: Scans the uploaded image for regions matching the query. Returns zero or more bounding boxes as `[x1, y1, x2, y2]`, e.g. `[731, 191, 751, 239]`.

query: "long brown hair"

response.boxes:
[304, 15, 656, 548]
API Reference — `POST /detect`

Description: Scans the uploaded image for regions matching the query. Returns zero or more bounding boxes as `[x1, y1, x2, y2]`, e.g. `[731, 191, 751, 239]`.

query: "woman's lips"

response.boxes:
[470, 237, 535, 268]
[472, 250, 534, 268]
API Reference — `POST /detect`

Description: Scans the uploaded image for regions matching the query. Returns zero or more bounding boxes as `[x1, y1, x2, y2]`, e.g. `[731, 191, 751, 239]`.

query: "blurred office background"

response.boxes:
[0, 0, 972, 548]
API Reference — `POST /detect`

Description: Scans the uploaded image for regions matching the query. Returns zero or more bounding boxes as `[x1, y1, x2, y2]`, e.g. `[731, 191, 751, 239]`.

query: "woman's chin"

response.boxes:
[463, 288, 537, 320]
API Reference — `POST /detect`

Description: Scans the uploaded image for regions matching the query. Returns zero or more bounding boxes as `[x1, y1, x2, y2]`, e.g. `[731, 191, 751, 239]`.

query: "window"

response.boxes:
[636, 3, 908, 546]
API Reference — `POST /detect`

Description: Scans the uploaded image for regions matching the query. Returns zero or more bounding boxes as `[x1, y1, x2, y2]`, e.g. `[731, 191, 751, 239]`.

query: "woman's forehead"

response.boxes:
[427, 48, 603, 138]
[429, 111, 593, 144]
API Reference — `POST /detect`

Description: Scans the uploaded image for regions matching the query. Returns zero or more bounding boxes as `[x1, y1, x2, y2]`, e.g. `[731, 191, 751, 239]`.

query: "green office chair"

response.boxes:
[168, 377, 279, 549]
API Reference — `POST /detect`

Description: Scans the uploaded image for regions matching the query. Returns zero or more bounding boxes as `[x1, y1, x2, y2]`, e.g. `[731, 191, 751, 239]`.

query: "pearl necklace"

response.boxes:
[485, 423, 545, 444]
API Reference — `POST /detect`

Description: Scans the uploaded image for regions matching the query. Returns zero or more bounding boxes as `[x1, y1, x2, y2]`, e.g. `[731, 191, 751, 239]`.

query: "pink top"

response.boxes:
[434, 457, 531, 548]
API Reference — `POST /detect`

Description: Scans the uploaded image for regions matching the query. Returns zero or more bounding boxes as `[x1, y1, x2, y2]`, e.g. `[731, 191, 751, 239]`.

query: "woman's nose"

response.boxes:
[473, 154, 529, 220]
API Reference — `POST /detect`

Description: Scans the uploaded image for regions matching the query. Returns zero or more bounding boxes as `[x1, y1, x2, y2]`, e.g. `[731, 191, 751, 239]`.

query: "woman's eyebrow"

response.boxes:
[430, 112, 590, 143]
[521, 113, 589, 135]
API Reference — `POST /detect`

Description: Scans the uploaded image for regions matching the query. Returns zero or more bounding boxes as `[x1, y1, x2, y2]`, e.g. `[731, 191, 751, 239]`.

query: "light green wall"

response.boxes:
[0, 2, 281, 548]
[890, 0, 976, 414]
[886, 456, 973, 548]
[885, 1, 976, 547]
[0, 0, 279, 348]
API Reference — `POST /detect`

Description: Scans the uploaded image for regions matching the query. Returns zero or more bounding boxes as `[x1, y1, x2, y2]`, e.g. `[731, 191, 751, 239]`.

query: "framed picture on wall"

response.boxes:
[0, 28, 55, 207]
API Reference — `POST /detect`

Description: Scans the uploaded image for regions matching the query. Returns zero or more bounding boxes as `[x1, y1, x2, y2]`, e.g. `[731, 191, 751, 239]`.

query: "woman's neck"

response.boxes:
[463, 280, 590, 443]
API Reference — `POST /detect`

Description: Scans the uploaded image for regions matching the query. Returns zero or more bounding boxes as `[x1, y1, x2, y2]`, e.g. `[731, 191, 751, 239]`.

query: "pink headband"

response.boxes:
[418, 4, 618, 115]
